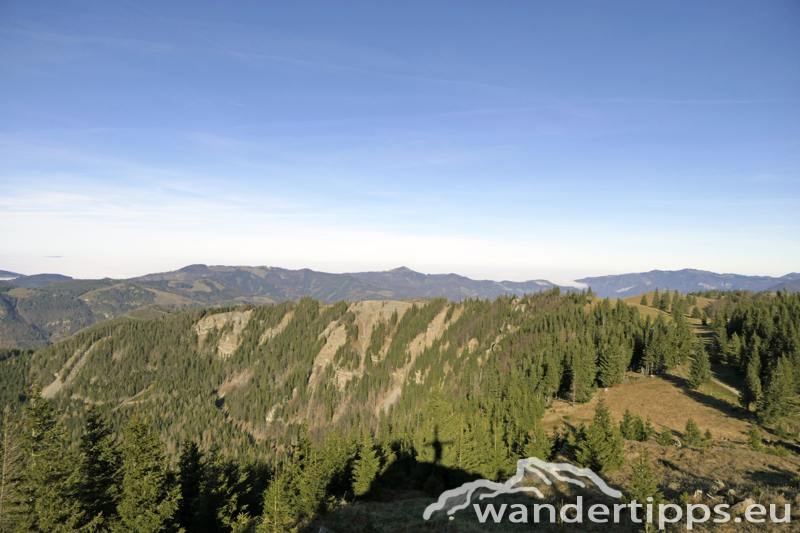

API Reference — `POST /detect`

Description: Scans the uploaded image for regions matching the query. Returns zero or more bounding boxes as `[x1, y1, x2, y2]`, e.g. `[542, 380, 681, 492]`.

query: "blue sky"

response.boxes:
[1, 1, 799, 282]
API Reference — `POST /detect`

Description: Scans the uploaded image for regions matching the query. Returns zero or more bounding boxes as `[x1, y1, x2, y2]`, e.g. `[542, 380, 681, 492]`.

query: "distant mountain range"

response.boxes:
[0, 264, 797, 348]
[576, 269, 800, 298]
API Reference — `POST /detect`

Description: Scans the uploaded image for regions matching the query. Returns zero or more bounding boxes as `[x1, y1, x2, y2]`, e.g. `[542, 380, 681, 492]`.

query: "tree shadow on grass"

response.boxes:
[710, 364, 744, 392]
[660, 373, 750, 422]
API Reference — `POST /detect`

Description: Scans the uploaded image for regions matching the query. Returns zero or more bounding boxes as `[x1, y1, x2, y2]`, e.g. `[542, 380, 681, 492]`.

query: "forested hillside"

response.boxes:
[1, 288, 799, 532]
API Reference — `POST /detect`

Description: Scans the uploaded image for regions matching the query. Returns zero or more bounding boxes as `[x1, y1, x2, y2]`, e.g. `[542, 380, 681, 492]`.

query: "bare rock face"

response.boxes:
[195, 310, 252, 357]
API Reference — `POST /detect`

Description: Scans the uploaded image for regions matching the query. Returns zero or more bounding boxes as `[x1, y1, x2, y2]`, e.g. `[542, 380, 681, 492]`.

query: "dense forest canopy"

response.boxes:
[0, 288, 798, 532]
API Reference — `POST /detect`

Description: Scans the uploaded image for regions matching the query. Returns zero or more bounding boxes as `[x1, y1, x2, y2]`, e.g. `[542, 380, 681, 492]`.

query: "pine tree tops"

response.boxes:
[576, 399, 625, 473]
[688, 342, 711, 390]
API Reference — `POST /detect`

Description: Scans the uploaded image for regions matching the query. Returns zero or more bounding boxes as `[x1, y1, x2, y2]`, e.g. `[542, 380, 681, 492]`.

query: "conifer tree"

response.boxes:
[739, 355, 762, 412]
[710, 327, 728, 363]
[14, 390, 88, 533]
[620, 410, 636, 440]
[176, 442, 203, 531]
[79, 407, 121, 526]
[726, 332, 741, 367]
[113, 413, 181, 533]
[757, 357, 794, 424]
[198, 453, 253, 532]
[670, 291, 682, 315]
[597, 342, 623, 388]
[660, 289, 671, 312]
[682, 419, 703, 447]
[651, 289, 661, 310]
[643, 417, 656, 442]
[0, 407, 22, 532]
[352, 431, 380, 497]
[688, 343, 711, 390]
[690, 306, 701, 319]
[640, 295, 648, 306]
[291, 427, 325, 520]
[576, 400, 624, 473]
[522, 420, 552, 461]
[260, 463, 292, 533]
[656, 426, 673, 446]
[567, 343, 596, 403]
[746, 424, 762, 451]
[626, 447, 663, 505]
[320, 430, 356, 499]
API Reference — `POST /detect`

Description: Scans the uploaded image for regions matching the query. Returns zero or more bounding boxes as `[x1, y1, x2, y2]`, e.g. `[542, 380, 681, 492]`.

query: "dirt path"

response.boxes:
[711, 377, 740, 396]
[42, 342, 98, 399]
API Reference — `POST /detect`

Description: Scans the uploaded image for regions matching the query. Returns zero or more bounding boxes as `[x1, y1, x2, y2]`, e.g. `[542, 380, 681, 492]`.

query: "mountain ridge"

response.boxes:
[1, 264, 797, 349]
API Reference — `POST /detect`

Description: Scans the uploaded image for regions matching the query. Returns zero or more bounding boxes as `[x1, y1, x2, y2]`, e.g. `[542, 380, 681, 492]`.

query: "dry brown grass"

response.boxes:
[583, 292, 717, 322]
[542, 373, 750, 443]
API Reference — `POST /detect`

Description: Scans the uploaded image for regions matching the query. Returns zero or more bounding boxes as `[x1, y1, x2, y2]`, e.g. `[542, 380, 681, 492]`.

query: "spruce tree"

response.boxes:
[522, 420, 552, 460]
[757, 357, 794, 424]
[260, 464, 293, 533]
[726, 332, 742, 368]
[176, 441, 203, 531]
[79, 407, 121, 527]
[113, 413, 181, 533]
[651, 289, 661, 310]
[291, 433, 325, 520]
[597, 342, 623, 388]
[640, 295, 648, 306]
[576, 400, 624, 473]
[739, 355, 762, 412]
[0, 407, 22, 532]
[643, 417, 656, 441]
[352, 431, 380, 497]
[690, 306, 701, 319]
[688, 343, 711, 390]
[682, 419, 703, 447]
[746, 424, 762, 451]
[14, 390, 88, 533]
[626, 447, 663, 505]
[656, 426, 673, 446]
[660, 289, 671, 312]
[620, 410, 636, 440]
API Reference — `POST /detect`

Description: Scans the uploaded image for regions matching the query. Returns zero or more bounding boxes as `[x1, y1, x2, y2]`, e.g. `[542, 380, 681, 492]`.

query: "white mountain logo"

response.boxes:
[423, 457, 622, 519]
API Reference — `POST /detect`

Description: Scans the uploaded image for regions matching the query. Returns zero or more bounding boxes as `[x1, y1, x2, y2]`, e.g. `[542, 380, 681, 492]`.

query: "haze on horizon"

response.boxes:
[1, 1, 799, 282]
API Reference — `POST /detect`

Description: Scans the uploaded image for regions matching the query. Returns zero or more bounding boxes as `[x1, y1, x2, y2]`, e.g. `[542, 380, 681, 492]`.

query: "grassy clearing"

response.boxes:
[299, 365, 800, 533]
[542, 371, 750, 443]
